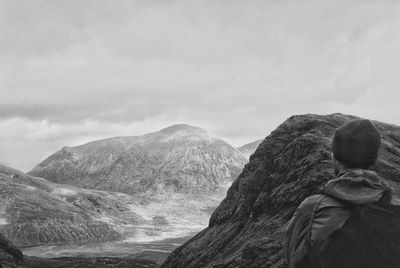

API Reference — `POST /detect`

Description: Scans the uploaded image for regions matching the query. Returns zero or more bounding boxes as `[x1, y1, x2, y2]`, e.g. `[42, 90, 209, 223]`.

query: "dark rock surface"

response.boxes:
[29, 124, 246, 197]
[161, 114, 400, 268]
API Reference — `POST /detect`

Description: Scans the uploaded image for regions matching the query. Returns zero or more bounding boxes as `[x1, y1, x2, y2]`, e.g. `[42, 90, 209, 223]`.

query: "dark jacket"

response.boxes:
[285, 169, 400, 268]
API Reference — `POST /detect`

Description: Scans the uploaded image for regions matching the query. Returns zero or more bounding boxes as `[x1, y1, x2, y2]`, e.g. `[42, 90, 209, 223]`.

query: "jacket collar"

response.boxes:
[320, 169, 393, 205]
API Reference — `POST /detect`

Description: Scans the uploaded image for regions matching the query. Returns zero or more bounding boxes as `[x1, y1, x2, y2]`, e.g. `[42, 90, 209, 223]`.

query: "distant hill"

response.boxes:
[0, 164, 143, 247]
[29, 124, 247, 197]
[237, 139, 264, 159]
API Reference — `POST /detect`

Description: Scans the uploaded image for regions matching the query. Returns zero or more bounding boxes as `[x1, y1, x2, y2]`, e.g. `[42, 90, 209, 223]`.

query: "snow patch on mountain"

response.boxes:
[52, 188, 78, 196]
[23, 185, 37, 191]
[0, 208, 7, 225]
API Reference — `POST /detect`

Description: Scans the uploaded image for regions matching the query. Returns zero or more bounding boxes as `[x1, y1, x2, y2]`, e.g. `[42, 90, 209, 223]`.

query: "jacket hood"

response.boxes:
[321, 169, 393, 205]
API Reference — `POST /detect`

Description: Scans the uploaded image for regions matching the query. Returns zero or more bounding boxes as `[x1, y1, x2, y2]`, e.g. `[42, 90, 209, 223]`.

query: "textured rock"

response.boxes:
[29, 124, 247, 197]
[161, 114, 400, 268]
[0, 165, 143, 247]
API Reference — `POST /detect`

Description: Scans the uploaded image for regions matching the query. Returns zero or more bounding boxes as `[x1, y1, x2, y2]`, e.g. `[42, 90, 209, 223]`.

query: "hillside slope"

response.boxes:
[161, 114, 400, 268]
[0, 164, 144, 247]
[29, 124, 247, 197]
[0, 163, 225, 252]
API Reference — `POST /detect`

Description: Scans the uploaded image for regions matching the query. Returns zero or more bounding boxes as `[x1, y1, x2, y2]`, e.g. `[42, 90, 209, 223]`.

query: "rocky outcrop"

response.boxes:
[29, 124, 247, 197]
[161, 114, 400, 268]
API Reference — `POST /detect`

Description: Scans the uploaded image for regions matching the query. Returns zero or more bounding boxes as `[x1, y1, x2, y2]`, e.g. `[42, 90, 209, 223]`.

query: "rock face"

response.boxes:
[161, 114, 400, 268]
[237, 139, 264, 159]
[0, 164, 143, 247]
[29, 124, 247, 197]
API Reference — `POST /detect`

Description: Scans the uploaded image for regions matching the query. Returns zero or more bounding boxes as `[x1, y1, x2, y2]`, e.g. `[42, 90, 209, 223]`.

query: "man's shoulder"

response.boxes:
[286, 193, 351, 268]
[298, 194, 346, 213]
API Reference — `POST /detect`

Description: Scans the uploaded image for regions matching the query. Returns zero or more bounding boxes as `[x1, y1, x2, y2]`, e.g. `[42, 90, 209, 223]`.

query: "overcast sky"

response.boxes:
[1, 0, 400, 171]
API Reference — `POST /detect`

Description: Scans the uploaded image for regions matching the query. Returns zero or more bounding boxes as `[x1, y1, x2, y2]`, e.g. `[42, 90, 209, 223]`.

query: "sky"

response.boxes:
[1, 0, 400, 171]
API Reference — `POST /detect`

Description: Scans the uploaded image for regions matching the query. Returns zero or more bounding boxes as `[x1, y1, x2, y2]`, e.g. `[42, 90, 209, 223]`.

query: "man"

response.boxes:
[286, 119, 400, 268]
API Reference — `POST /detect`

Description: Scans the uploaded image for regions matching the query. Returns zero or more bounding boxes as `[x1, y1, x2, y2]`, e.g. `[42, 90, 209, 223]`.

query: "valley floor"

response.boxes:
[22, 233, 195, 266]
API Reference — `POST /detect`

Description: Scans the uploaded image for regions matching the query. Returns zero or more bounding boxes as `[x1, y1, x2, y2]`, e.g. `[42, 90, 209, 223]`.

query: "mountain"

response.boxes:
[2, 124, 248, 254]
[161, 114, 400, 268]
[237, 139, 264, 159]
[29, 124, 247, 197]
[0, 164, 144, 247]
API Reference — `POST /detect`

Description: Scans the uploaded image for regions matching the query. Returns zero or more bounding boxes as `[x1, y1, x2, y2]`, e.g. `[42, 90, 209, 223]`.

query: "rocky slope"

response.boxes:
[237, 139, 264, 159]
[29, 124, 247, 197]
[161, 114, 400, 268]
[0, 164, 144, 247]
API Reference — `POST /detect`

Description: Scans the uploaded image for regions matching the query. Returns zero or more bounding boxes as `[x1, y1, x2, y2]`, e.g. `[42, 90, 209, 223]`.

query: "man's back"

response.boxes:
[286, 169, 400, 268]
[320, 204, 399, 268]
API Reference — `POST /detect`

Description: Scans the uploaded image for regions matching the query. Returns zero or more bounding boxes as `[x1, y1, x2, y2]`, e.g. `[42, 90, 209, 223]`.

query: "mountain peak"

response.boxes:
[156, 124, 214, 142]
[159, 124, 206, 134]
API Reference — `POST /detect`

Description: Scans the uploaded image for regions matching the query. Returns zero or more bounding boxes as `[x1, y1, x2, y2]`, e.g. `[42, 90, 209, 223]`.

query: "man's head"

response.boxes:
[331, 119, 381, 175]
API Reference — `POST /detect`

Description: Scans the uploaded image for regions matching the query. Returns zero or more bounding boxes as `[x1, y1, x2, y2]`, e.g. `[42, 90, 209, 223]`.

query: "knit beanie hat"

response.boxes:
[332, 119, 381, 168]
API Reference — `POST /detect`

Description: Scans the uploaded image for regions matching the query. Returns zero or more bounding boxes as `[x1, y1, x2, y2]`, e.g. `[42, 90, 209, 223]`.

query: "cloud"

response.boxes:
[1, 0, 400, 170]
